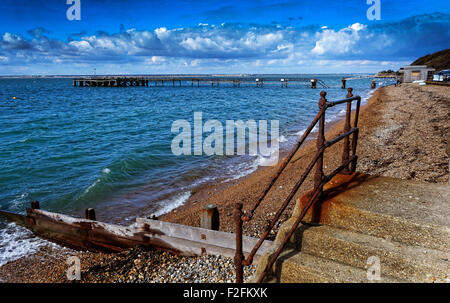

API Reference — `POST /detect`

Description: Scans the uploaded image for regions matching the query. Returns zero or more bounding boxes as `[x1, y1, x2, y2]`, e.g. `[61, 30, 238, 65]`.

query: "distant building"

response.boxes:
[398, 65, 435, 83]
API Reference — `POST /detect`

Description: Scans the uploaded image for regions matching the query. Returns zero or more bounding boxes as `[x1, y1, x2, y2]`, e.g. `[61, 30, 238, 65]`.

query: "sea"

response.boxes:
[0, 74, 395, 265]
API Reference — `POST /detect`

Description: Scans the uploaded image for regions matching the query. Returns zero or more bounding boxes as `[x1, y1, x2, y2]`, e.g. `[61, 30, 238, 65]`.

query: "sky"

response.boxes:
[0, 0, 449, 75]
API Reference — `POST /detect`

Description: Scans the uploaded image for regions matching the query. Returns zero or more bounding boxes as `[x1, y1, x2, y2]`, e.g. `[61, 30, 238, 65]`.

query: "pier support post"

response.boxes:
[341, 78, 347, 89]
[85, 208, 96, 221]
[200, 204, 220, 231]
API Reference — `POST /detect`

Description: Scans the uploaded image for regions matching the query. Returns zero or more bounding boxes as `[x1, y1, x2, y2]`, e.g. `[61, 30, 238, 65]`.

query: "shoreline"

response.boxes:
[158, 88, 379, 236]
[148, 89, 377, 222]
[139, 89, 375, 225]
[0, 83, 448, 282]
[161, 82, 449, 236]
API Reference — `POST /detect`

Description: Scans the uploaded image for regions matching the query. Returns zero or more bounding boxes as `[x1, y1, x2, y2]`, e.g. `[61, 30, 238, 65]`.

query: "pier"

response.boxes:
[72, 76, 330, 88]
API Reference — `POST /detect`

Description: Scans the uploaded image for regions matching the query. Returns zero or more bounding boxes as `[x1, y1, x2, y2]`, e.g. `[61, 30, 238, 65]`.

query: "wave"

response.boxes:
[0, 222, 63, 267]
[278, 135, 287, 143]
[7, 192, 29, 213]
[152, 191, 191, 217]
[296, 124, 318, 136]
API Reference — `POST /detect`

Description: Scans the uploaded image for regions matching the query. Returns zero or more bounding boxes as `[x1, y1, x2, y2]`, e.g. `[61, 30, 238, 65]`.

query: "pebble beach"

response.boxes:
[0, 83, 448, 283]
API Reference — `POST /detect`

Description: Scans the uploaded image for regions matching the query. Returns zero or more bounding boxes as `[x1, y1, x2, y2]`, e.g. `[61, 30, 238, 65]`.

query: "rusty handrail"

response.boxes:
[234, 88, 362, 282]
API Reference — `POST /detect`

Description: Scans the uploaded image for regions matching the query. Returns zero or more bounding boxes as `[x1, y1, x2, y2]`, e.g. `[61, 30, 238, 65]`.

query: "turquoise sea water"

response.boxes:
[0, 74, 394, 264]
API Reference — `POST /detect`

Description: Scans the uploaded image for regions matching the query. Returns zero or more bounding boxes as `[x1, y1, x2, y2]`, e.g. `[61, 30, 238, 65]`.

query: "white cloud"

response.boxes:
[0, 13, 448, 74]
[311, 23, 367, 56]
[145, 56, 166, 65]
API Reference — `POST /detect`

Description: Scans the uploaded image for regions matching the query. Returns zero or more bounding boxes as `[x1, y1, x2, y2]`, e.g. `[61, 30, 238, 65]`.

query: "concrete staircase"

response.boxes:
[252, 173, 450, 283]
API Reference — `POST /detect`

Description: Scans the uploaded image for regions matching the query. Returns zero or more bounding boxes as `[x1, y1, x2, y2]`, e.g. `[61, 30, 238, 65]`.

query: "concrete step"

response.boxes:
[290, 225, 450, 282]
[271, 250, 404, 283]
[253, 174, 450, 283]
[299, 174, 450, 252]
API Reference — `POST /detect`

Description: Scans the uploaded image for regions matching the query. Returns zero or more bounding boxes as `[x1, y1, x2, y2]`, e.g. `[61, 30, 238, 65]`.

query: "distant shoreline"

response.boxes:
[0, 73, 376, 79]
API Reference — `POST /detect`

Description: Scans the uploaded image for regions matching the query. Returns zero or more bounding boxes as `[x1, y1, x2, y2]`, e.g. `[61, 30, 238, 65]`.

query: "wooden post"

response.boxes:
[200, 204, 220, 230]
[85, 208, 96, 221]
[30, 201, 40, 209]
[314, 91, 327, 195]
[342, 88, 353, 173]
[341, 78, 346, 89]
[234, 202, 244, 283]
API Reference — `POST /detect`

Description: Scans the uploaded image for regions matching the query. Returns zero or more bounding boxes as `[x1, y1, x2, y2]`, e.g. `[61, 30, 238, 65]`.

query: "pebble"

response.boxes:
[81, 247, 256, 283]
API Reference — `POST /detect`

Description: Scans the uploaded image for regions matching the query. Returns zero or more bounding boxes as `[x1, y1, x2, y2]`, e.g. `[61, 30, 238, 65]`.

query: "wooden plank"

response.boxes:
[0, 210, 28, 227]
[136, 218, 273, 257]
[27, 209, 147, 252]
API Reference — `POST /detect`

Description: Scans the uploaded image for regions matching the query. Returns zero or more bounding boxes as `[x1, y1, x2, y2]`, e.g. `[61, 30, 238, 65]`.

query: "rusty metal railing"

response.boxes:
[234, 88, 361, 283]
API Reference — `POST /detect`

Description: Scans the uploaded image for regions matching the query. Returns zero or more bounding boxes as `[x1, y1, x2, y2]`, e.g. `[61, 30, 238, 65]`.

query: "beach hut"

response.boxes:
[398, 65, 435, 83]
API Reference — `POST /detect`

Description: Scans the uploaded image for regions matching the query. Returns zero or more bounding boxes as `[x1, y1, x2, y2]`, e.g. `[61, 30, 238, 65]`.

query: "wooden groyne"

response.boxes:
[0, 202, 273, 261]
[72, 76, 330, 88]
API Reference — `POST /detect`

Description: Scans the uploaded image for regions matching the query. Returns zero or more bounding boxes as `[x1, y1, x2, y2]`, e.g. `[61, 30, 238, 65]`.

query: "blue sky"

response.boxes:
[0, 0, 449, 75]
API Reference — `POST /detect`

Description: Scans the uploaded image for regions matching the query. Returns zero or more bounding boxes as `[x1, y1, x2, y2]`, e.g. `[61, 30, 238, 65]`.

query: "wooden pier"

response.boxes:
[72, 76, 330, 88]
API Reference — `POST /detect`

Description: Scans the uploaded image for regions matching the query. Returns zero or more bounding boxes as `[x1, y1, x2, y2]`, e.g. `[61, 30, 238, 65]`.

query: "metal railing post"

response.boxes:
[351, 96, 361, 172]
[230, 92, 363, 283]
[234, 202, 244, 283]
[314, 91, 327, 196]
[342, 88, 353, 173]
